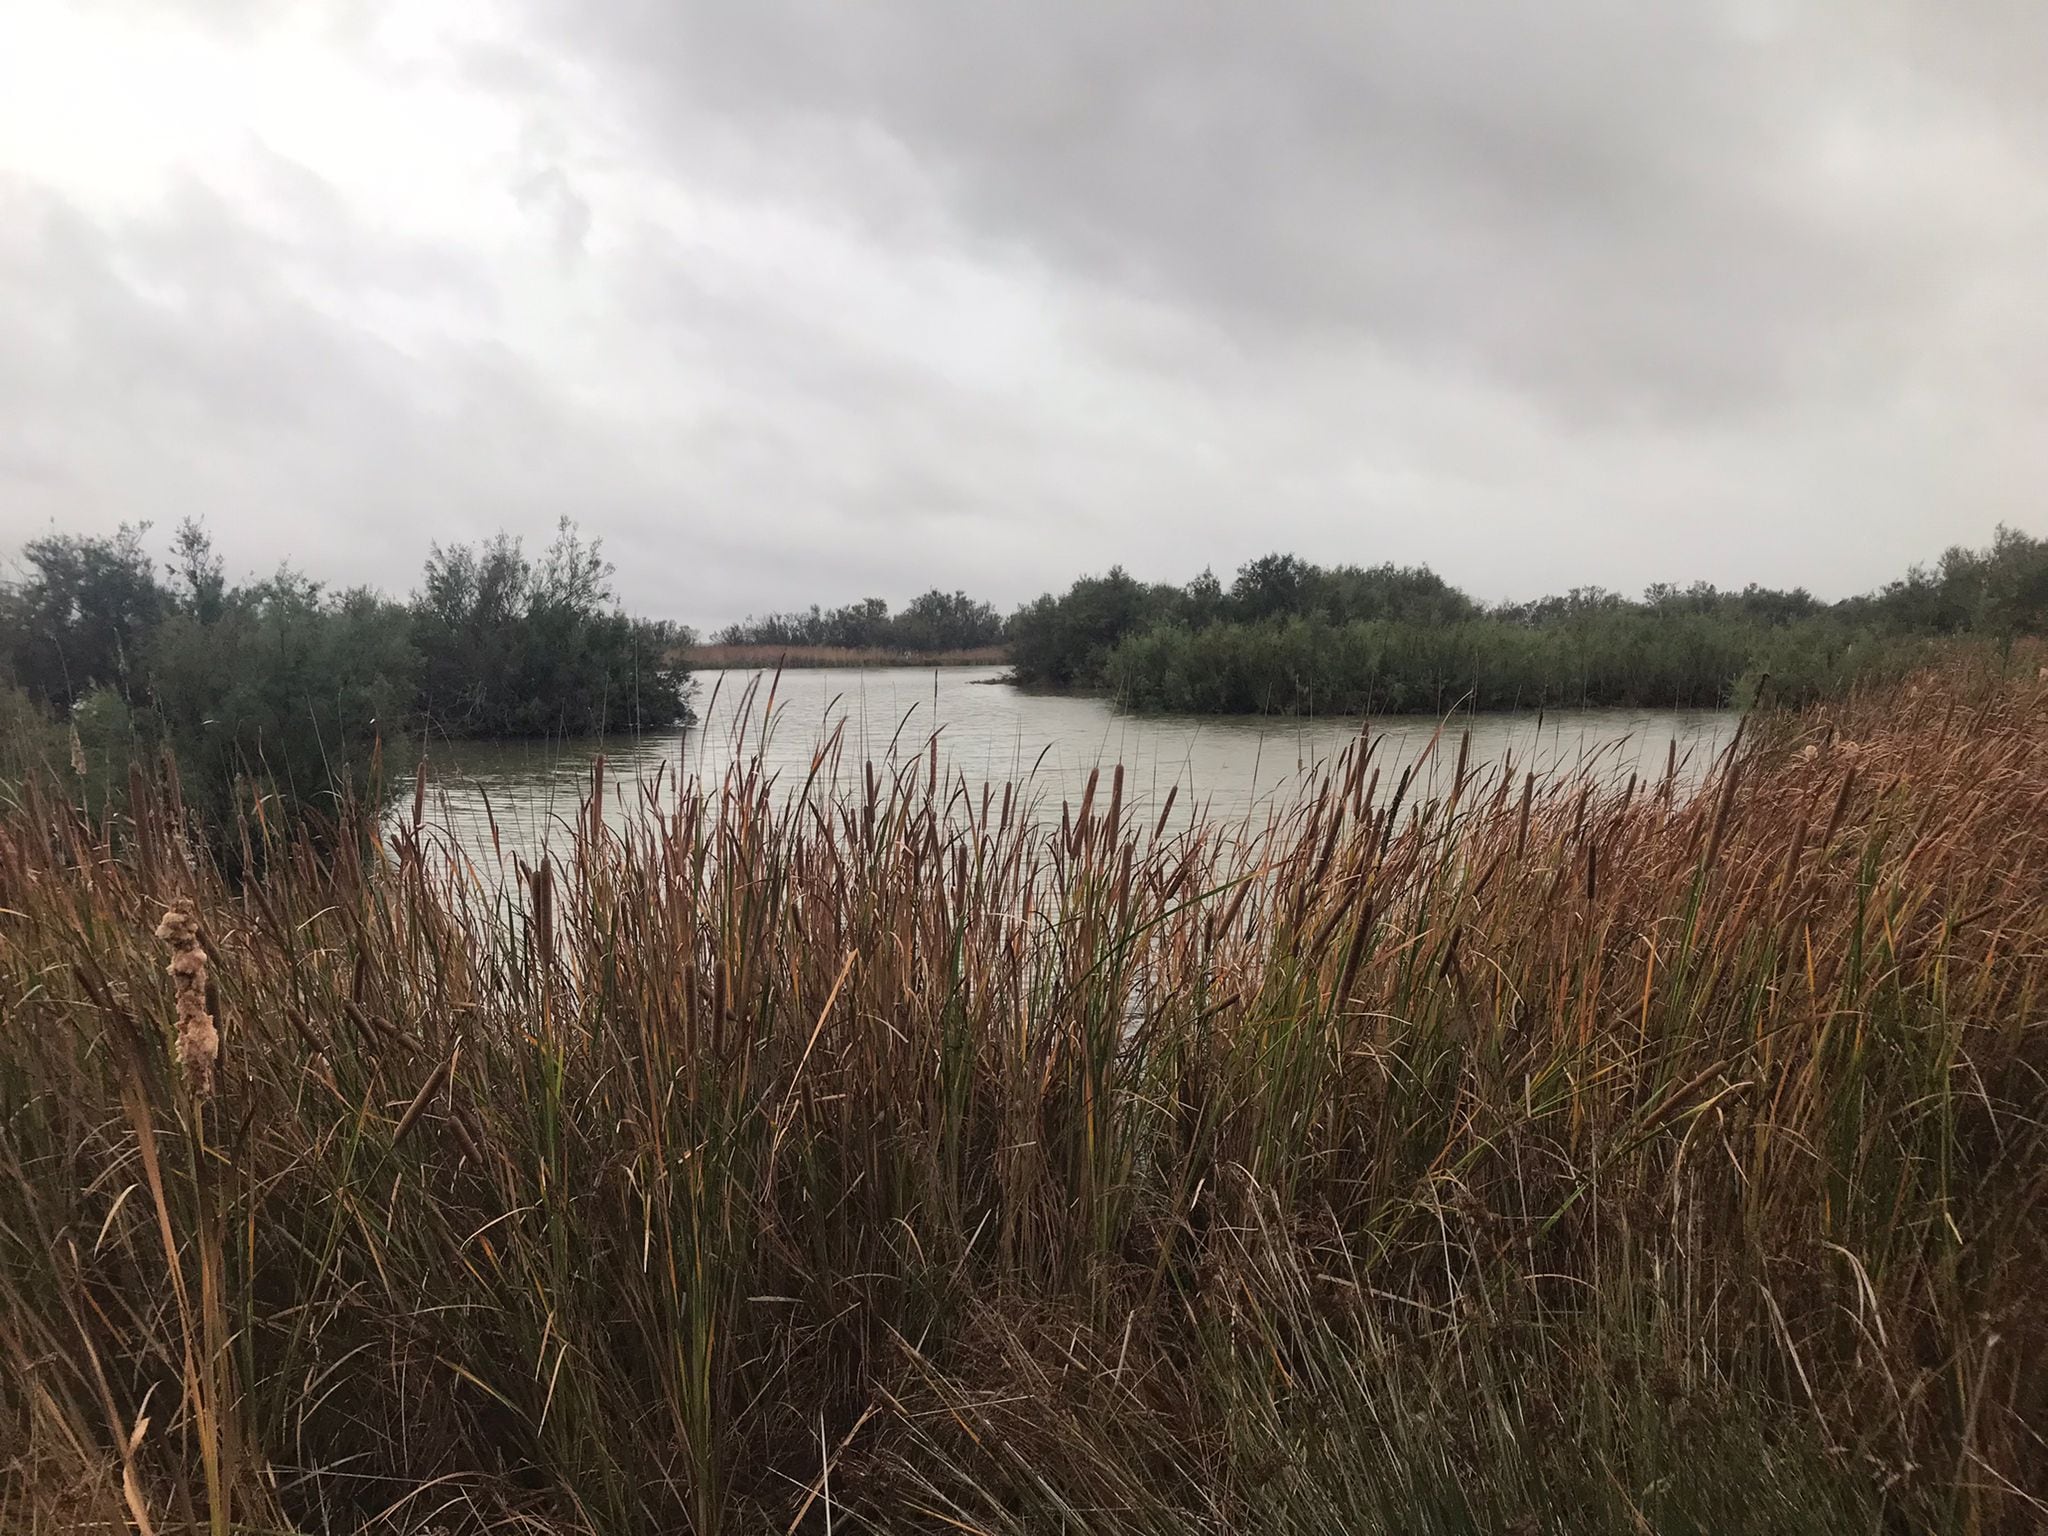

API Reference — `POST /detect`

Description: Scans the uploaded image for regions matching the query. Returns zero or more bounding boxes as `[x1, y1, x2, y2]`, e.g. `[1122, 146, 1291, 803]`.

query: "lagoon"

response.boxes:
[399, 666, 1738, 866]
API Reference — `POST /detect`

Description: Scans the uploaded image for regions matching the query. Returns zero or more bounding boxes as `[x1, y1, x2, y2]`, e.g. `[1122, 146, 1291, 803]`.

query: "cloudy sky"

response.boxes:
[1, 2, 2041, 626]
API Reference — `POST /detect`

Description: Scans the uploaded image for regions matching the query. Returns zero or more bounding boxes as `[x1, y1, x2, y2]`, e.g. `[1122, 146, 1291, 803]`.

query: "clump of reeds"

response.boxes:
[0, 647, 2043, 1535]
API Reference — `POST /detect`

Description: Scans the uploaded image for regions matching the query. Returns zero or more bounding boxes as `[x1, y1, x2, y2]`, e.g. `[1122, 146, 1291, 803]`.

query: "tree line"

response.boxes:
[1, 519, 690, 827]
[1008, 530, 2048, 713]
[9, 516, 2043, 827]
[715, 589, 1006, 653]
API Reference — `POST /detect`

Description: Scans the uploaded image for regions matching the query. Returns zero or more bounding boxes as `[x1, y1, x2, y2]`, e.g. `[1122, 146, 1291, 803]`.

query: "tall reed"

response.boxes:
[1, 653, 2043, 1533]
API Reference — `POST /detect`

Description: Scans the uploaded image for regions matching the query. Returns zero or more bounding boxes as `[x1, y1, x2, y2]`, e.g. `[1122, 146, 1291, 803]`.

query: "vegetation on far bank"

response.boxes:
[1, 519, 691, 827]
[687, 642, 1008, 670]
[1, 655, 2043, 1532]
[1009, 529, 2048, 713]
[715, 588, 1006, 655]
[12, 519, 2048, 836]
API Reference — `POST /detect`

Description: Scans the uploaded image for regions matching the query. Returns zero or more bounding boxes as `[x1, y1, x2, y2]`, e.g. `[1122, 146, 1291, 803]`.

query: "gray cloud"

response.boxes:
[565, 3, 2042, 418]
[2, 1, 2043, 625]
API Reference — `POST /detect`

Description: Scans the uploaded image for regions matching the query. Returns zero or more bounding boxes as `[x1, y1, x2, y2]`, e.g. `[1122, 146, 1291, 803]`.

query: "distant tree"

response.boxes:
[719, 588, 1005, 653]
[717, 606, 824, 648]
[1182, 568, 1226, 628]
[414, 533, 529, 729]
[411, 519, 689, 737]
[1, 525, 168, 708]
[1732, 583, 1821, 623]
[1640, 580, 1819, 624]
[1971, 526, 2048, 638]
[1643, 581, 1722, 616]
[1008, 566, 1151, 686]
[1008, 539, 2048, 711]
[825, 597, 893, 649]
[894, 589, 1004, 651]
[1316, 562, 1475, 625]
[1229, 553, 1316, 622]
[167, 518, 228, 623]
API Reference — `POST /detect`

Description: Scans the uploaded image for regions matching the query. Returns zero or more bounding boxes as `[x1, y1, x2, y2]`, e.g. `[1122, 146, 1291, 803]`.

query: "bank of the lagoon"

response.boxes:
[403, 665, 1736, 865]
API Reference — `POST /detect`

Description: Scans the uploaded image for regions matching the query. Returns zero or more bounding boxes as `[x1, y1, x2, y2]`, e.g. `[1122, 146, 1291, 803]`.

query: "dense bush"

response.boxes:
[0, 525, 166, 711]
[0, 680, 67, 802]
[0, 518, 692, 825]
[1013, 531, 2048, 714]
[413, 523, 690, 737]
[145, 574, 421, 826]
[1007, 567, 1156, 685]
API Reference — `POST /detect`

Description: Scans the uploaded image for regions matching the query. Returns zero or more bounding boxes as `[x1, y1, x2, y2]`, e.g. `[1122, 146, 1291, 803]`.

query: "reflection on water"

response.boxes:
[396, 666, 1738, 869]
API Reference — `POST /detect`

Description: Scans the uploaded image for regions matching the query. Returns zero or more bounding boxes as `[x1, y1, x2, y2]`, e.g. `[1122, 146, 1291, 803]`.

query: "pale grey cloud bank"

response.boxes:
[1, 1, 2042, 625]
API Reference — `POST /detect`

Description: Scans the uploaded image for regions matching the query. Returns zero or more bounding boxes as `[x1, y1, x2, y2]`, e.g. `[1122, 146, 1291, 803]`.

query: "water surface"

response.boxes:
[401, 666, 1737, 867]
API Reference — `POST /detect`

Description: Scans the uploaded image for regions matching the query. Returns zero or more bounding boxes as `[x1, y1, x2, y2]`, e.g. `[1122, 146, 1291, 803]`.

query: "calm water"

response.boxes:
[398, 666, 1737, 867]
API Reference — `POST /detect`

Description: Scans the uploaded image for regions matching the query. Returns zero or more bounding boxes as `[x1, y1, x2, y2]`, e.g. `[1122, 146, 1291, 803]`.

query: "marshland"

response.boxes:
[3, 636, 2045, 1533]
[13, 5, 2048, 1526]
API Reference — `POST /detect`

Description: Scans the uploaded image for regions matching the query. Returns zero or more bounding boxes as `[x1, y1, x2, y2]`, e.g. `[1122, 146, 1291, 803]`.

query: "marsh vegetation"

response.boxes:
[2, 652, 2043, 1532]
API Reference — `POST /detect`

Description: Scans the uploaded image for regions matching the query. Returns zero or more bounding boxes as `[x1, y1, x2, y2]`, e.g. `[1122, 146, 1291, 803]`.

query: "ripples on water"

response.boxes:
[395, 666, 1739, 871]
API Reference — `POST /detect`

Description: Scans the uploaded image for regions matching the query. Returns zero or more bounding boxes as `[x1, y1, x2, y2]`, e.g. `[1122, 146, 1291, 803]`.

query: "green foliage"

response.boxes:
[1733, 628, 1945, 710]
[894, 587, 1009, 651]
[1007, 565, 1152, 685]
[0, 523, 166, 709]
[0, 680, 67, 803]
[718, 587, 1005, 653]
[413, 520, 690, 737]
[1836, 524, 2048, 638]
[1106, 612, 1766, 713]
[68, 685, 155, 816]
[166, 515, 228, 623]
[1106, 613, 1971, 714]
[145, 573, 419, 827]
[0, 517, 693, 829]
[0, 680, 142, 817]
[1014, 531, 2048, 713]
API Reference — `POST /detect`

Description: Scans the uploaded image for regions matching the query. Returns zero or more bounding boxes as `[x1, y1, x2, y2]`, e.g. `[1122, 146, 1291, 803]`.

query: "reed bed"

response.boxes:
[1, 658, 2044, 1534]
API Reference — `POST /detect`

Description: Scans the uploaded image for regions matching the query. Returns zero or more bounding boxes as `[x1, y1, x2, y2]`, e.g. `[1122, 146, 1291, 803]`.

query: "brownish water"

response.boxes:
[399, 666, 1738, 867]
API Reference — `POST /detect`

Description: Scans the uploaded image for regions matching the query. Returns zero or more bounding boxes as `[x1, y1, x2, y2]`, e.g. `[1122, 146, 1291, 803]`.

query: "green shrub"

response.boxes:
[1016, 531, 2048, 714]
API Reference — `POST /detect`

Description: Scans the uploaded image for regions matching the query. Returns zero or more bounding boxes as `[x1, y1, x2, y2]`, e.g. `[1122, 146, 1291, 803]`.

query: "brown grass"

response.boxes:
[1, 651, 2044, 1533]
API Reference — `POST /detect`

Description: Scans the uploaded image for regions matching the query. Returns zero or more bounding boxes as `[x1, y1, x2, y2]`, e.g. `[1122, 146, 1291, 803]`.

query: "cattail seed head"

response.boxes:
[156, 900, 217, 1099]
[154, 906, 199, 947]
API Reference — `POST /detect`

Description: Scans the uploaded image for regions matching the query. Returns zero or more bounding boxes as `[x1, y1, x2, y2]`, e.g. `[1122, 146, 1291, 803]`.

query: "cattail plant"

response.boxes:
[0, 645, 2042, 1535]
[153, 900, 217, 1098]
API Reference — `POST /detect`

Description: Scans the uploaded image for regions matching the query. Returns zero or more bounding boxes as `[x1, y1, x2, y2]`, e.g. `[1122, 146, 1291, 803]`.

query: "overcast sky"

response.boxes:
[2, 2, 2042, 626]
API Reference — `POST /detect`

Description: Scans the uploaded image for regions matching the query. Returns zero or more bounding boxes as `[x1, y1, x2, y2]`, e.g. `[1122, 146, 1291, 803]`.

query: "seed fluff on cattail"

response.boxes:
[154, 901, 218, 1099]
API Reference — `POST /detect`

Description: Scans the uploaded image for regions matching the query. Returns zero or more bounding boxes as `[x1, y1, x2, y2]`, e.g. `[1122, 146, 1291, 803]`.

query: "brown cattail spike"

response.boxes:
[155, 901, 218, 1099]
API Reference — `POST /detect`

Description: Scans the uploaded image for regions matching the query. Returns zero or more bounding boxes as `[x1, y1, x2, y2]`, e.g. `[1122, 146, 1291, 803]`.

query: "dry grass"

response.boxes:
[1, 653, 2044, 1533]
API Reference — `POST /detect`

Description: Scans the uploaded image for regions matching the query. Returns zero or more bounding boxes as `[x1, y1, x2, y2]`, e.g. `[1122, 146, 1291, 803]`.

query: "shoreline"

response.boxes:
[684, 644, 1010, 670]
